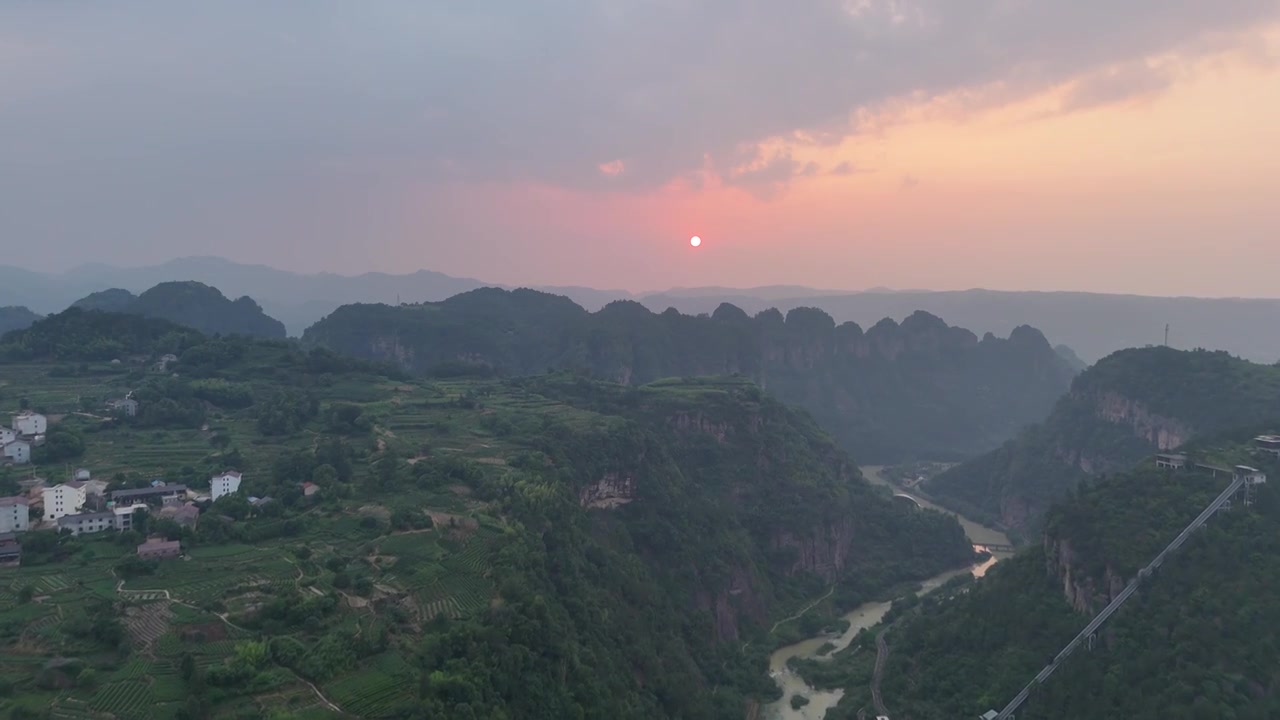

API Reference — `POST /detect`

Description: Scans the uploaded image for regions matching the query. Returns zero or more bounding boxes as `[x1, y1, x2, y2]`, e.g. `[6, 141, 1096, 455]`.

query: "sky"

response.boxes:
[2, 1, 1279, 296]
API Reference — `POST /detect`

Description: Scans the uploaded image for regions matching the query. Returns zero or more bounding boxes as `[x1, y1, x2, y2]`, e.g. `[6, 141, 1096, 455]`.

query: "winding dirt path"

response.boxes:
[871, 628, 891, 717]
[115, 573, 344, 713]
[769, 586, 835, 635]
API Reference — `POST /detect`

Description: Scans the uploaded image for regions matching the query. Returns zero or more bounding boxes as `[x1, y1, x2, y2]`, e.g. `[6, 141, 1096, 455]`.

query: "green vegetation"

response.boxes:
[302, 288, 1077, 463]
[0, 306, 41, 336]
[68, 281, 286, 339]
[0, 312, 975, 719]
[927, 347, 1280, 538]
[803, 431, 1280, 719]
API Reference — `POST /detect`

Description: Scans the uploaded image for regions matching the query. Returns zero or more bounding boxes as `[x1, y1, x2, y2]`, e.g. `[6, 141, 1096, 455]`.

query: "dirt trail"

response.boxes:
[871, 629, 891, 717]
[115, 574, 341, 711]
[769, 586, 835, 634]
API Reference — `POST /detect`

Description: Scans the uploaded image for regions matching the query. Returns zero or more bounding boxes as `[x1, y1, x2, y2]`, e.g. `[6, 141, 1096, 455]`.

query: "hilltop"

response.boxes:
[0, 311, 973, 719]
[302, 288, 1078, 463]
[0, 306, 41, 336]
[5, 258, 1280, 361]
[68, 281, 286, 339]
[925, 346, 1280, 535]
[796, 430, 1280, 719]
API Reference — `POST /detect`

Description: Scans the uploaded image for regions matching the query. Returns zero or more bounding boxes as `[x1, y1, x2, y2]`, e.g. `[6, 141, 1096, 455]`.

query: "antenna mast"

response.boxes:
[1164, 323, 1169, 347]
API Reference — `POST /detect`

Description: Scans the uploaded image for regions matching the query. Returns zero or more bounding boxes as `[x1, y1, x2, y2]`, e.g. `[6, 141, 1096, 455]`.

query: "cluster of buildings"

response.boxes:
[1, 411, 48, 466]
[0, 467, 249, 565]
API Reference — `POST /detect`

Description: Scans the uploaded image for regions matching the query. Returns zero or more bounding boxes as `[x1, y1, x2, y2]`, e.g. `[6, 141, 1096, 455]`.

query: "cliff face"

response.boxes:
[304, 289, 1079, 463]
[540, 375, 975, 647]
[928, 346, 1280, 538]
[1044, 535, 1125, 613]
[1092, 391, 1192, 450]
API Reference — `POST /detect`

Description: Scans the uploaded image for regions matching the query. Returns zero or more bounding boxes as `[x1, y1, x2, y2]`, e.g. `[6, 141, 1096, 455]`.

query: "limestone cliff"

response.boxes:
[304, 289, 1078, 463]
[928, 346, 1280, 538]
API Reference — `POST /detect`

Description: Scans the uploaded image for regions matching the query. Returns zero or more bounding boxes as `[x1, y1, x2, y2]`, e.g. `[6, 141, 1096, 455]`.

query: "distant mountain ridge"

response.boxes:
[302, 288, 1078, 463]
[0, 306, 42, 337]
[69, 281, 286, 339]
[925, 346, 1280, 535]
[3, 257, 1278, 362]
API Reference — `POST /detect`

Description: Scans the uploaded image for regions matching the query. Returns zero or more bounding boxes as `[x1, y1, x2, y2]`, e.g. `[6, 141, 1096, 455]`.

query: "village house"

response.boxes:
[301, 481, 320, 497]
[12, 411, 47, 437]
[0, 426, 14, 444]
[1155, 453, 1187, 470]
[0, 497, 30, 534]
[106, 398, 139, 417]
[157, 503, 200, 529]
[211, 470, 242, 501]
[113, 504, 150, 532]
[42, 482, 86, 521]
[57, 511, 115, 536]
[110, 484, 188, 506]
[2, 438, 30, 465]
[137, 538, 181, 559]
[0, 533, 20, 566]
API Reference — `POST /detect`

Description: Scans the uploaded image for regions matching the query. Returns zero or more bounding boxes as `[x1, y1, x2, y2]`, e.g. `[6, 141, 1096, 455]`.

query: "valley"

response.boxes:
[762, 467, 1012, 719]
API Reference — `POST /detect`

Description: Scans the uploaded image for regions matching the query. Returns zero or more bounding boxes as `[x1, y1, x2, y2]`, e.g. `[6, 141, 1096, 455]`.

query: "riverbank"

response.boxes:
[760, 466, 1013, 719]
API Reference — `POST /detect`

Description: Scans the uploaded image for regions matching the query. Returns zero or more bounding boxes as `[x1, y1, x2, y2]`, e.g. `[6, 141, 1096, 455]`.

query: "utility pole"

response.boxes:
[1164, 323, 1169, 347]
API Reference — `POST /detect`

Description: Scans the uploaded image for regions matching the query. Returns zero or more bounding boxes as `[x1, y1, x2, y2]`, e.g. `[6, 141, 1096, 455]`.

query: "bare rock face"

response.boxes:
[1044, 536, 1125, 613]
[1093, 391, 1192, 449]
[578, 472, 637, 509]
[770, 518, 856, 582]
[694, 565, 769, 643]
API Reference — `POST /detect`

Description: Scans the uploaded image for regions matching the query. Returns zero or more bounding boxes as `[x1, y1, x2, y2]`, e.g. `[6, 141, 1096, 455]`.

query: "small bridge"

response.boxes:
[979, 543, 1017, 553]
[892, 493, 922, 509]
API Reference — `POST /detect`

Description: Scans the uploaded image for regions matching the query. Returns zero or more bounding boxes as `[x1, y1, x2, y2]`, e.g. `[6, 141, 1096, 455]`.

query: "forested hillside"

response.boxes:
[302, 288, 1077, 463]
[0, 311, 973, 719]
[926, 347, 1280, 535]
[0, 306, 41, 336]
[67, 281, 286, 339]
[797, 432, 1280, 719]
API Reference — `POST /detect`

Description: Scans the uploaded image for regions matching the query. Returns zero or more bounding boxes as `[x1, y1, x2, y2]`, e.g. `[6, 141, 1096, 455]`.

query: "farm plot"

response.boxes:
[90, 680, 154, 719]
[122, 601, 174, 649]
[324, 660, 415, 718]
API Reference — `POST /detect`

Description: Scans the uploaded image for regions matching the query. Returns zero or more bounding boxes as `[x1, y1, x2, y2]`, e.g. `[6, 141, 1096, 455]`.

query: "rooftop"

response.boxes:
[0, 496, 29, 507]
[111, 484, 188, 500]
[216, 470, 242, 479]
[57, 511, 115, 526]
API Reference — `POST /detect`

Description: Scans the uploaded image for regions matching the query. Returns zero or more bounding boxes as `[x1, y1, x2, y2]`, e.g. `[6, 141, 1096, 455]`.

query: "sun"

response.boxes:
[689, 235, 702, 247]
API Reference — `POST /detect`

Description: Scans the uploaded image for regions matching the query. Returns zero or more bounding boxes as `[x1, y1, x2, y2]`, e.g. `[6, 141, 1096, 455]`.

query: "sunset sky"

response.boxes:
[3, 2, 1279, 296]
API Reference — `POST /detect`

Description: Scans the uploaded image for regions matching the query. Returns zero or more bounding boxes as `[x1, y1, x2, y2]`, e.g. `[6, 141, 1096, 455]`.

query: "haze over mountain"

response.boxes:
[303, 288, 1078, 463]
[4, 257, 1280, 363]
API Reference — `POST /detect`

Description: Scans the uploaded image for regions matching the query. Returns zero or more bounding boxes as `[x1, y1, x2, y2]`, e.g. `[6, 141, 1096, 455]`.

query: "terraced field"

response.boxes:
[324, 654, 415, 718]
[89, 680, 154, 719]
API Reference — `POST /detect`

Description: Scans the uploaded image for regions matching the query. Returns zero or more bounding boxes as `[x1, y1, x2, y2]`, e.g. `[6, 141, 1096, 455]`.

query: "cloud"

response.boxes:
[830, 161, 870, 176]
[597, 160, 626, 177]
[0, 0, 1277, 265]
[1059, 61, 1180, 112]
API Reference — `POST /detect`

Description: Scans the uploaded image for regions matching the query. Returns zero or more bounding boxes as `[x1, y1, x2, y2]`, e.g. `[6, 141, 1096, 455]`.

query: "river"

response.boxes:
[761, 466, 1013, 720]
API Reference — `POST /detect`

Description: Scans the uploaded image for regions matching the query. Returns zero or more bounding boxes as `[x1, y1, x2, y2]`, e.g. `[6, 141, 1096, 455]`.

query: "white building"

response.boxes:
[107, 398, 139, 417]
[57, 511, 115, 536]
[0, 427, 14, 445]
[74, 468, 91, 481]
[2, 440, 30, 465]
[113, 503, 149, 531]
[0, 497, 30, 534]
[42, 482, 86, 521]
[211, 470, 243, 501]
[12, 412, 47, 437]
